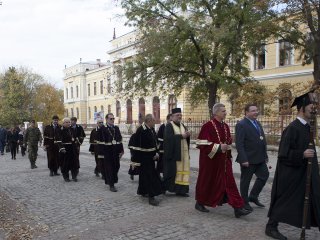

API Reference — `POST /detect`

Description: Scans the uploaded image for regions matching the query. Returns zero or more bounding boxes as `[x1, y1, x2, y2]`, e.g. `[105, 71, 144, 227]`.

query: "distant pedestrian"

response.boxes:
[156, 113, 172, 178]
[265, 92, 320, 240]
[89, 119, 104, 178]
[131, 114, 163, 206]
[18, 127, 26, 156]
[7, 127, 19, 160]
[0, 124, 7, 155]
[60, 118, 80, 182]
[97, 113, 124, 192]
[43, 115, 62, 176]
[15, 125, 21, 153]
[235, 104, 269, 212]
[163, 108, 190, 197]
[24, 120, 42, 169]
[195, 103, 251, 218]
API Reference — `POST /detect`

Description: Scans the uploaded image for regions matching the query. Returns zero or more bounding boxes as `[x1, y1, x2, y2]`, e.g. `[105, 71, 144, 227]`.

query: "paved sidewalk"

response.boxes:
[0, 145, 319, 239]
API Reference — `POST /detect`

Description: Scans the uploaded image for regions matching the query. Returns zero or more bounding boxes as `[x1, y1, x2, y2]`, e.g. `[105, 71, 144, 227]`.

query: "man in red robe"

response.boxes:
[195, 103, 251, 218]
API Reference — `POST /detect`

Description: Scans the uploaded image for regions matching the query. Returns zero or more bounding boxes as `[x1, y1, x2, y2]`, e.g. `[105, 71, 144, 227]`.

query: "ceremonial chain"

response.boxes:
[210, 120, 230, 144]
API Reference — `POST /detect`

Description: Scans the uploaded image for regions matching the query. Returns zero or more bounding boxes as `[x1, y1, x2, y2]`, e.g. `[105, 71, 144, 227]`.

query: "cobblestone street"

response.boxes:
[0, 146, 319, 240]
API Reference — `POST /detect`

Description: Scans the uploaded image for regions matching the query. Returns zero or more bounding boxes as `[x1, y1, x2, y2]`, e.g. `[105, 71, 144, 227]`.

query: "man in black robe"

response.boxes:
[97, 113, 124, 192]
[163, 108, 191, 196]
[70, 117, 86, 179]
[60, 118, 80, 182]
[131, 114, 162, 206]
[43, 115, 62, 176]
[89, 119, 104, 177]
[266, 92, 320, 240]
[156, 113, 172, 177]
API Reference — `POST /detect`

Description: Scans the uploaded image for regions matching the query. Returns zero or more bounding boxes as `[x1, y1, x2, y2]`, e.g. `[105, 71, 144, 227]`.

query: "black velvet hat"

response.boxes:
[171, 108, 182, 114]
[291, 91, 313, 110]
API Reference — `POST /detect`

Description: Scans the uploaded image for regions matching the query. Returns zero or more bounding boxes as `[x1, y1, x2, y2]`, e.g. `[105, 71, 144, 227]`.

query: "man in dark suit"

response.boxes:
[235, 103, 269, 212]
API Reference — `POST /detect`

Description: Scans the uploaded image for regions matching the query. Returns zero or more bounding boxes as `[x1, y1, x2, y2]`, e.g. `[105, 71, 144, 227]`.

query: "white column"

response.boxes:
[24, 122, 29, 129]
[37, 122, 43, 134]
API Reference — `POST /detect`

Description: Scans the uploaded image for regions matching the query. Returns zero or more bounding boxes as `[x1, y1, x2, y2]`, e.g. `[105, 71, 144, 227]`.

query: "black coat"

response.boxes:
[131, 123, 162, 197]
[235, 118, 268, 164]
[268, 119, 320, 229]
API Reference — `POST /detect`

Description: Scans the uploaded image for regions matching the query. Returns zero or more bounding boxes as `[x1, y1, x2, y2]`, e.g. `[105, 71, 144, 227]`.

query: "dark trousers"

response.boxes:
[240, 162, 269, 203]
[103, 155, 120, 187]
[10, 142, 17, 158]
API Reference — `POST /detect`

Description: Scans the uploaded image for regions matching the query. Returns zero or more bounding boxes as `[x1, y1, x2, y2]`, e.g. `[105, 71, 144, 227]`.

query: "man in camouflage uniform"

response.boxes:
[24, 120, 42, 169]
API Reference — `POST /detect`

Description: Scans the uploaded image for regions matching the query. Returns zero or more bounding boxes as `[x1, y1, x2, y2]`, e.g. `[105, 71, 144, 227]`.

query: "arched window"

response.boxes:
[108, 104, 111, 114]
[76, 107, 79, 119]
[94, 106, 97, 113]
[71, 108, 74, 117]
[279, 89, 292, 115]
[101, 105, 104, 112]
[168, 95, 177, 114]
[116, 100, 121, 119]
[126, 99, 133, 124]
[153, 96, 160, 123]
[138, 98, 145, 118]
[88, 107, 91, 120]
[65, 109, 69, 117]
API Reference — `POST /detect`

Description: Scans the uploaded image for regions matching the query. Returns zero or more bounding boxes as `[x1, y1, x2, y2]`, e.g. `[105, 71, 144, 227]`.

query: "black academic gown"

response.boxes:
[97, 124, 124, 187]
[43, 124, 62, 172]
[89, 127, 103, 175]
[268, 119, 320, 229]
[163, 122, 190, 194]
[156, 123, 165, 174]
[128, 133, 140, 176]
[60, 127, 80, 179]
[132, 123, 162, 197]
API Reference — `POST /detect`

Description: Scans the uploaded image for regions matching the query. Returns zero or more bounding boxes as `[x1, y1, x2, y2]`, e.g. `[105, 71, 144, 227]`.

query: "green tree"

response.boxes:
[272, 0, 320, 84]
[119, 0, 276, 116]
[0, 67, 65, 126]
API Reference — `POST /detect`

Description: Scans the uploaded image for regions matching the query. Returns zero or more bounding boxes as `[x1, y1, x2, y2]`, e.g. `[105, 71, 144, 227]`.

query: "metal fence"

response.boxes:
[83, 115, 320, 145]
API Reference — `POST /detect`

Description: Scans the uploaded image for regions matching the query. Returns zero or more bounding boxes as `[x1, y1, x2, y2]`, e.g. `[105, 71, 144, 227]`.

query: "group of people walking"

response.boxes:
[0, 125, 26, 160]
[3, 90, 319, 240]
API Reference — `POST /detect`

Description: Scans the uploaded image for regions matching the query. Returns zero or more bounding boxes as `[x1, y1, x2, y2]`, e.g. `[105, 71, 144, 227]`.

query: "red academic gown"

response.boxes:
[195, 118, 244, 209]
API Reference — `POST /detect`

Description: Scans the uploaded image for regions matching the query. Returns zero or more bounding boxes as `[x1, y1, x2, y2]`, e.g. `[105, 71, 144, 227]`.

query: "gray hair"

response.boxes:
[62, 117, 71, 123]
[212, 103, 225, 116]
[144, 114, 154, 123]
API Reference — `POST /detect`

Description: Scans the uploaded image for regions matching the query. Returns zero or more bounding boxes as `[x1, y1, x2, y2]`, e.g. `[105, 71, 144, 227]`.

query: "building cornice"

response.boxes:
[253, 69, 313, 81]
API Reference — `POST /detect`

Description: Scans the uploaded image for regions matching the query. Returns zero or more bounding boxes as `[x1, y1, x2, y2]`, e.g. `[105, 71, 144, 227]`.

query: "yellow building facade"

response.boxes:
[64, 31, 314, 124]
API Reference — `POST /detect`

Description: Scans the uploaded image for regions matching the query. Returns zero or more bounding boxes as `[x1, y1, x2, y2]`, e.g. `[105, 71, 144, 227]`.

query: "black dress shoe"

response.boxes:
[249, 197, 265, 207]
[110, 186, 117, 192]
[265, 227, 287, 240]
[64, 178, 71, 182]
[49, 171, 54, 176]
[34, 165, 38, 168]
[54, 172, 60, 176]
[148, 197, 159, 206]
[73, 178, 78, 182]
[244, 202, 253, 212]
[234, 208, 251, 218]
[130, 175, 134, 180]
[195, 202, 209, 212]
[95, 172, 100, 177]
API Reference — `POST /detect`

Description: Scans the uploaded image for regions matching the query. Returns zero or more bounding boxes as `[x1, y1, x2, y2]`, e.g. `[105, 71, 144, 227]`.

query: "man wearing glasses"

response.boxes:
[97, 113, 124, 192]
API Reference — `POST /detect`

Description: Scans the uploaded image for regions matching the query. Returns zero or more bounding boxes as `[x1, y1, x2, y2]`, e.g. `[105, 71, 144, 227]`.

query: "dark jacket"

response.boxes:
[235, 118, 268, 164]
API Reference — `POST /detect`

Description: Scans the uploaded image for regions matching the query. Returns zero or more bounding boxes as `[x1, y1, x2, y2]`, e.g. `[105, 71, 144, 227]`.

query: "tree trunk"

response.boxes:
[313, 38, 320, 85]
[207, 81, 218, 118]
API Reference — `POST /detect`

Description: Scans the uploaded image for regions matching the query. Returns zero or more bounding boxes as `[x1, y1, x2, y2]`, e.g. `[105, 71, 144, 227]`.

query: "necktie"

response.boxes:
[253, 120, 261, 135]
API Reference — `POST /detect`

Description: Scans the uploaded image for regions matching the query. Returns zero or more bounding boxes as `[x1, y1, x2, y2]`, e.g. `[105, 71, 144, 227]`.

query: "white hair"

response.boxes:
[62, 117, 71, 123]
[212, 103, 225, 116]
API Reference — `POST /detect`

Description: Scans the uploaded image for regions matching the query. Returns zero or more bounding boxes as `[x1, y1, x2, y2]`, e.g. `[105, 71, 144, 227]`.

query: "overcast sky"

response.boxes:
[0, 0, 132, 88]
